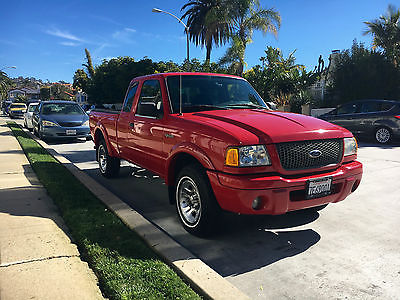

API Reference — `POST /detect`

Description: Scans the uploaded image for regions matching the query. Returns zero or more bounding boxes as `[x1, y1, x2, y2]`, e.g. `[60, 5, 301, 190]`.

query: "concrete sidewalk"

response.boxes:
[0, 119, 103, 299]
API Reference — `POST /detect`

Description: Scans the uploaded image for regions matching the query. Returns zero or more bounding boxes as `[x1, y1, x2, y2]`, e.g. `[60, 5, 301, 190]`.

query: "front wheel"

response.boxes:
[375, 127, 391, 144]
[175, 165, 220, 236]
[97, 139, 120, 178]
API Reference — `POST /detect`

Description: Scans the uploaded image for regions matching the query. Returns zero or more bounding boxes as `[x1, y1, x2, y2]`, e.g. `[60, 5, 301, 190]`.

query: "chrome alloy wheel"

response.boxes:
[176, 176, 202, 227]
[98, 144, 107, 173]
[375, 128, 391, 144]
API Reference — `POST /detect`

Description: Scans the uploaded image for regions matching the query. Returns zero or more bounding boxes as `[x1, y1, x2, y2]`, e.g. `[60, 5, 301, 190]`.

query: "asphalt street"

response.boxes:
[7, 116, 400, 299]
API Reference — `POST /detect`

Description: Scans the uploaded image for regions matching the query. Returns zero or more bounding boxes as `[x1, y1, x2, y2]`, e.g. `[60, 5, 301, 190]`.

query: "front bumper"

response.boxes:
[207, 161, 363, 215]
[41, 126, 90, 139]
[9, 111, 25, 118]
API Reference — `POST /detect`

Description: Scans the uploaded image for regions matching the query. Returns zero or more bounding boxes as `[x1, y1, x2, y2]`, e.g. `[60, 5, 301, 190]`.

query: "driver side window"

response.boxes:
[136, 80, 163, 119]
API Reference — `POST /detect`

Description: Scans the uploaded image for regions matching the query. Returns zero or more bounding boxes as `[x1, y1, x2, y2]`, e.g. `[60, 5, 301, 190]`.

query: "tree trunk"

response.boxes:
[205, 42, 212, 62]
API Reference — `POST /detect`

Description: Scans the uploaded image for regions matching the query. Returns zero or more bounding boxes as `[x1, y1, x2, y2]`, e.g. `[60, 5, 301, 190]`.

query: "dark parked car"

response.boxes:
[32, 100, 90, 140]
[319, 99, 400, 144]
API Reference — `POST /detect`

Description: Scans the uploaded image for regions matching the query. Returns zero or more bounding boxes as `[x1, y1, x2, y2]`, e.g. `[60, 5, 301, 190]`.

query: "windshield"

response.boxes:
[166, 75, 268, 113]
[10, 103, 26, 109]
[42, 103, 85, 115]
[28, 104, 38, 112]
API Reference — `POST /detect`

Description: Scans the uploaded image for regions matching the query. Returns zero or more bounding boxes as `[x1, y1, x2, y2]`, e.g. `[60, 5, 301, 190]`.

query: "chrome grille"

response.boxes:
[276, 139, 343, 170]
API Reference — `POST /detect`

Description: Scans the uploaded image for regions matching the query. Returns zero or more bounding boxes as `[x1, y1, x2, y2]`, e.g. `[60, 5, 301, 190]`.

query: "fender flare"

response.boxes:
[93, 123, 118, 157]
[165, 142, 216, 186]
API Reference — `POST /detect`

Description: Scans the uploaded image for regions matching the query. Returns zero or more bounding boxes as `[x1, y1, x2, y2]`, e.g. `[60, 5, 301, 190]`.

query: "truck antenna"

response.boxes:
[179, 73, 183, 116]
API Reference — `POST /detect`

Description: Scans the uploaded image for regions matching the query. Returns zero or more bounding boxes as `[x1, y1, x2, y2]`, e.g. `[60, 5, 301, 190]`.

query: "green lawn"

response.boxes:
[8, 123, 201, 300]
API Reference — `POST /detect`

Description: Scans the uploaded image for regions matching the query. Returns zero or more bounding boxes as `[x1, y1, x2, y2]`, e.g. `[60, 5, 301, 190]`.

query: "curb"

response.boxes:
[22, 127, 250, 300]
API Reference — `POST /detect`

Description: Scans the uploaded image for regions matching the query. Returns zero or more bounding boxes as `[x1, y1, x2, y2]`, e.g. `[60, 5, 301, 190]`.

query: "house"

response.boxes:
[75, 91, 88, 105]
[8, 87, 40, 101]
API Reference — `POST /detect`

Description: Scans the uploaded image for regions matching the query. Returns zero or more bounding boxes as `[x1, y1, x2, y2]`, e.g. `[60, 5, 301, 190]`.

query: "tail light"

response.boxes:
[395, 116, 400, 119]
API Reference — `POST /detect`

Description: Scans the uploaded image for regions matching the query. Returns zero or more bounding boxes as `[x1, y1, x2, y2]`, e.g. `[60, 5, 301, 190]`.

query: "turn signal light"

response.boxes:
[225, 148, 239, 167]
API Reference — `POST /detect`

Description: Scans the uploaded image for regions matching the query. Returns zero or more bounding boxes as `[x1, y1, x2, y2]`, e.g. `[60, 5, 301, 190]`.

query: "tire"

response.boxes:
[97, 139, 120, 178]
[175, 164, 221, 236]
[375, 127, 392, 144]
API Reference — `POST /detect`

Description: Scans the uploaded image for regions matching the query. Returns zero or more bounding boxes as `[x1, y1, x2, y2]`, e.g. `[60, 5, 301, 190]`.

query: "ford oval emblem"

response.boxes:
[309, 149, 322, 158]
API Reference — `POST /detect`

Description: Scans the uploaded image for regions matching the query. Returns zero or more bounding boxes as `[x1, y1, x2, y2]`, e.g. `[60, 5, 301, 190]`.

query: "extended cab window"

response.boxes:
[136, 80, 163, 118]
[122, 82, 138, 112]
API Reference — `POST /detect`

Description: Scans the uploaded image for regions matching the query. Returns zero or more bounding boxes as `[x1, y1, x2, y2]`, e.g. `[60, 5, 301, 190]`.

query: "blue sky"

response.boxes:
[0, 0, 395, 83]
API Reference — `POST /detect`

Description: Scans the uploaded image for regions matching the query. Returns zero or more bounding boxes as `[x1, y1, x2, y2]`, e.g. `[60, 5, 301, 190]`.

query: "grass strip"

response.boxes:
[8, 123, 201, 300]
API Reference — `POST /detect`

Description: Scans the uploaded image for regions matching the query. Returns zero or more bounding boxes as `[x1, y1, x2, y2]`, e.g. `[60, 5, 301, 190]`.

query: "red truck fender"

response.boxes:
[165, 142, 216, 186]
[93, 123, 119, 157]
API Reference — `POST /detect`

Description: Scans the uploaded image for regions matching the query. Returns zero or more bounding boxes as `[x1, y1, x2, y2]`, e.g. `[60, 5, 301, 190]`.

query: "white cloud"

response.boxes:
[124, 27, 136, 33]
[45, 28, 85, 42]
[112, 28, 137, 44]
[60, 41, 79, 47]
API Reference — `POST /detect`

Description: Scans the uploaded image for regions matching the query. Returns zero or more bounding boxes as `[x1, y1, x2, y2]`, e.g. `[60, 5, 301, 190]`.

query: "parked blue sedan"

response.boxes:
[32, 100, 90, 140]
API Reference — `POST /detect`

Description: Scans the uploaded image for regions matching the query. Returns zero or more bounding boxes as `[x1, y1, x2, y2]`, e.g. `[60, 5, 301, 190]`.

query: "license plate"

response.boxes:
[66, 129, 76, 135]
[306, 177, 332, 199]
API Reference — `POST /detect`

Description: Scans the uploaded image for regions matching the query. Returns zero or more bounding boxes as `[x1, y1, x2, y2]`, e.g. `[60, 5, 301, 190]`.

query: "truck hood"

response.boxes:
[188, 109, 351, 144]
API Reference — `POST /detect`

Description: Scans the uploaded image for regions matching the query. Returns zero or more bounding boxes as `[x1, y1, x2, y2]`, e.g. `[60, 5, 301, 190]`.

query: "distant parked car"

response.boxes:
[32, 100, 90, 140]
[8, 103, 27, 118]
[23, 102, 40, 130]
[319, 99, 400, 144]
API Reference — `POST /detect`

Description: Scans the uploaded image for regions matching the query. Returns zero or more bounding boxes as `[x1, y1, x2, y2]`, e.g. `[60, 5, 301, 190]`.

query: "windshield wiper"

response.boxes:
[225, 103, 267, 109]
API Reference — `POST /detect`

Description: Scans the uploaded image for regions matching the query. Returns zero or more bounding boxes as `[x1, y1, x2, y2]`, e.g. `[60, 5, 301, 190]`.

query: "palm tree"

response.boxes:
[181, 0, 231, 62]
[364, 5, 400, 67]
[220, 0, 281, 76]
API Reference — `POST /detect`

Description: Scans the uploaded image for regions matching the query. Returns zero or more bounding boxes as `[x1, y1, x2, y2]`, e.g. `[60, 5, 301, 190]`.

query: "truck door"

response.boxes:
[129, 79, 166, 175]
[117, 82, 139, 159]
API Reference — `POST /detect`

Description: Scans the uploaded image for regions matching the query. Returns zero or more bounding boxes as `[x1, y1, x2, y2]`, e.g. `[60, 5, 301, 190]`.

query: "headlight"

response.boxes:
[42, 120, 59, 127]
[344, 137, 357, 156]
[82, 120, 89, 127]
[225, 145, 271, 167]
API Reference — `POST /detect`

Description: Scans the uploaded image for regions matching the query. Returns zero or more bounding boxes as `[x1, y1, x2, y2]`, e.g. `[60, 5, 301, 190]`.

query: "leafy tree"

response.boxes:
[0, 71, 13, 100]
[220, 0, 281, 76]
[328, 41, 400, 105]
[73, 69, 89, 91]
[83, 48, 96, 78]
[364, 4, 400, 67]
[181, 0, 231, 62]
[40, 84, 73, 101]
[244, 46, 317, 109]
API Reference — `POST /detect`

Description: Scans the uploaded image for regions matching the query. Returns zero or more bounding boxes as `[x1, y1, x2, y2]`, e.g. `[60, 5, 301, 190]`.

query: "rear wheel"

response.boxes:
[175, 164, 220, 236]
[375, 127, 391, 144]
[97, 139, 120, 178]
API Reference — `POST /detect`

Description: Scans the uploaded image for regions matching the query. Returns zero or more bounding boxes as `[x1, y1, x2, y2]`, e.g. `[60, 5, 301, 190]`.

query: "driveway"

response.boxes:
[6, 114, 400, 299]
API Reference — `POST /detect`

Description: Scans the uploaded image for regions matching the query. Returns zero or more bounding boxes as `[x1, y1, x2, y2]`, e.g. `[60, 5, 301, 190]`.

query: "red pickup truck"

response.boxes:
[90, 72, 362, 236]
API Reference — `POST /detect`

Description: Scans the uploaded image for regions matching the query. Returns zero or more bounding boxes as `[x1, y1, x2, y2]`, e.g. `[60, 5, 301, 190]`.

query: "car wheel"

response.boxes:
[97, 139, 120, 178]
[23, 120, 27, 128]
[375, 127, 391, 144]
[175, 164, 221, 236]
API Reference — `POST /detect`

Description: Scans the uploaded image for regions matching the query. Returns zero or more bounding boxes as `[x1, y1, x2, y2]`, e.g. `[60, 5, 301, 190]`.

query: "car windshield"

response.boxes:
[166, 75, 268, 113]
[28, 104, 38, 112]
[42, 103, 84, 115]
[10, 103, 26, 109]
